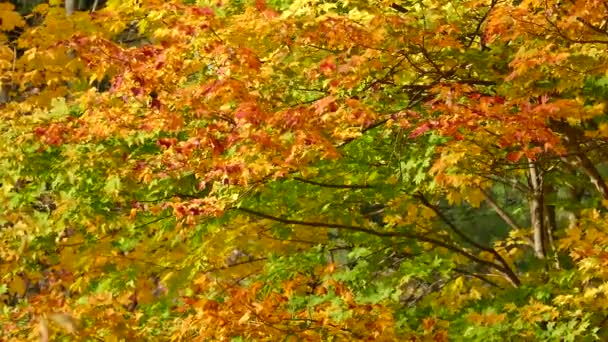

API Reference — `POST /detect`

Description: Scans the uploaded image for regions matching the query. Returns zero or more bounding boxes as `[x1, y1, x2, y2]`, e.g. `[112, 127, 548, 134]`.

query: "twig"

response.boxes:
[292, 177, 373, 189]
[236, 207, 520, 286]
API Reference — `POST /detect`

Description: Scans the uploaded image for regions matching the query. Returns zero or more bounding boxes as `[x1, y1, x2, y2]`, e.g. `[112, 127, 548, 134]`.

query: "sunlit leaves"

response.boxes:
[0, 3, 25, 32]
[2, 0, 608, 340]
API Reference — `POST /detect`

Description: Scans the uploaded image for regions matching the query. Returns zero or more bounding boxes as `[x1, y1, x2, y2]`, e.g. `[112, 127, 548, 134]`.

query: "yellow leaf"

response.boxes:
[0, 3, 25, 31]
[446, 191, 462, 205]
[89, 73, 98, 85]
[465, 188, 485, 208]
[421, 207, 435, 220]
[9, 276, 26, 295]
[452, 276, 464, 291]
[469, 288, 482, 300]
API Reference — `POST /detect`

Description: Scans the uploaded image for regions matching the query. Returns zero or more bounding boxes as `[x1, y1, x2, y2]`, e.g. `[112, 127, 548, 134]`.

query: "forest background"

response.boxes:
[2, 0, 608, 340]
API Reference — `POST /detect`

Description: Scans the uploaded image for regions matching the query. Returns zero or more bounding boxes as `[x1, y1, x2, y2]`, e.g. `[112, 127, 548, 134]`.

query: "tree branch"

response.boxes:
[390, 3, 408, 13]
[478, 186, 522, 231]
[413, 192, 520, 286]
[453, 267, 503, 289]
[550, 119, 608, 200]
[202, 257, 267, 274]
[236, 207, 520, 286]
[293, 177, 373, 189]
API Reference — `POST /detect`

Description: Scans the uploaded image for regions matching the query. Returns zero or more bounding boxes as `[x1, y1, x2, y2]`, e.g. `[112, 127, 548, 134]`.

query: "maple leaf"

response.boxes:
[0, 3, 25, 31]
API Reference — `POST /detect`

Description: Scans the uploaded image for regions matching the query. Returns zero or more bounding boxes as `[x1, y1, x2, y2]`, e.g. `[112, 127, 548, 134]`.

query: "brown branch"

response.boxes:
[478, 186, 522, 231]
[419, 42, 444, 77]
[457, 79, 495, 86]
[561, 154, 608, 200]
[414, 192, 496, 252]
[390, 3, 408, 13]
[259, 229, 319, 245]
[236, 207, 520, 286]
[293, 177, 373, 189]
[576, 17, 608, 36]
[360, 56, 406, 92]
[544, 15, 608, 45]
[550, 119, 608, 200]
[202, 257, 267, 274]
[413, 192, 520, 286]
[453, 267, 503, 289]
[472, 173, 529, 193]
[465, 0, 498, 49]
[401, 51, 430, 75]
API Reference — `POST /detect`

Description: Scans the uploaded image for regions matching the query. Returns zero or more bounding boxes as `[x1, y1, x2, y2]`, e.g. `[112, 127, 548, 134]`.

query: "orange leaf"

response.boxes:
[506, 151, 522, 162]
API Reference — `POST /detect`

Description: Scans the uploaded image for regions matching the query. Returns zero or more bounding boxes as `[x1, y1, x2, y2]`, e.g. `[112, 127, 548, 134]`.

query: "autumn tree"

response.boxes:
[1, 0, 608, 340]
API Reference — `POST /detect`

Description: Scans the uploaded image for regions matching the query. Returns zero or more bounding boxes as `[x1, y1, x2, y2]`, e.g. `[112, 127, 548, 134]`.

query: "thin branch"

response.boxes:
[292, 177, 373, 189]
[551, 119, 608, 199]
[117, 253, 179, 270]
[236, 207, 520, 286]
[202, 257, 267, 274]
[58, 215, 171, 247]
[292, 88, 328, 93]
[413, 192, 520, 286]
[360, 56, 406, 92]
[390, 3, 408, 13]
[304, 44, 343, 53]
[258, 229, 319, 245]
[576, 17, 608, 36]
[453, 267, 503, 289]
[414, 192, 494, 252]
[478, 186, 522, 231]
[465, 0, 498, 49]
[419, 44, 444, 76]
[471, 172, 529, 193]
[544, 15, 608, 45]
[285, 95, 326, 109]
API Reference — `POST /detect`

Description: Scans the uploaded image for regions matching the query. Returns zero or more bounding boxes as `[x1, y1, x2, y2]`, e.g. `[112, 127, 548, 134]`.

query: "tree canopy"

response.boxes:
[2, 0, 608, 340]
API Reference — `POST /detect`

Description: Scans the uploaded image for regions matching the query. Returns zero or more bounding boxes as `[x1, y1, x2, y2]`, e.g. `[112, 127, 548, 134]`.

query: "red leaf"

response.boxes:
[157, 138, 177, 148]
[190, 7, 215, 17]
[506, 151, 522, 162]
[235, 102, 263, 124]
[34, 127, 46, 136]
[319, 58, 336, 75]
[410, 123, 432, 138]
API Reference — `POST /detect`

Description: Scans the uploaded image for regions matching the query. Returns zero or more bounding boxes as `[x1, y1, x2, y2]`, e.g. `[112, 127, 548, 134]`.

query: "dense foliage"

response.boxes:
[2, 0, 608, 340]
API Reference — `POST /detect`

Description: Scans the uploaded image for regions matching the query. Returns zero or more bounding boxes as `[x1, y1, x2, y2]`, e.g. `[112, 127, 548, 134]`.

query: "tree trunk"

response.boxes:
[544, 197, 560, 269]
[529, 161, 546, 259]
[65, 0, 76, 16]
[0, 76, 10, 104]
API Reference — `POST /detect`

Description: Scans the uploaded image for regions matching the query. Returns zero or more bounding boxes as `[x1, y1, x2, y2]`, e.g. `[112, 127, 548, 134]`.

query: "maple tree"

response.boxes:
[1, 0, 608, 340]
